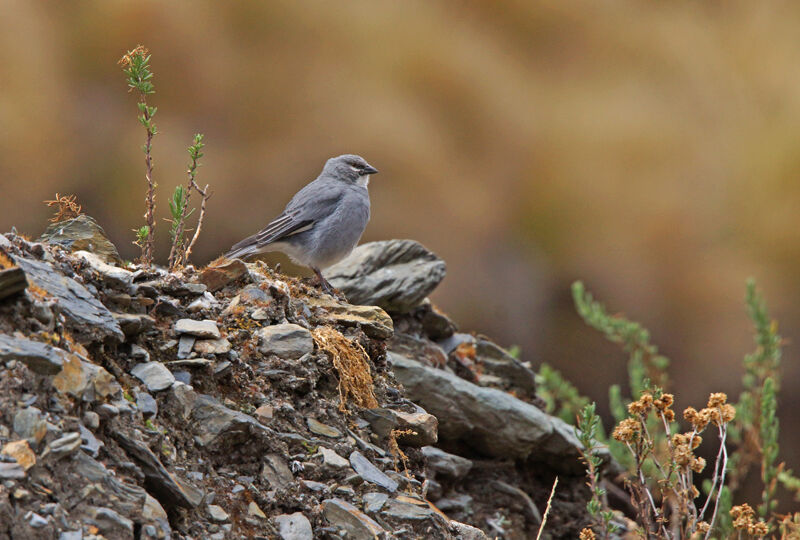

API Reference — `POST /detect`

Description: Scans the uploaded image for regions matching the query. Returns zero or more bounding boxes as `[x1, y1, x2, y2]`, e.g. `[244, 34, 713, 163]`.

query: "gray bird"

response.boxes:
[225, 154, 378, 293]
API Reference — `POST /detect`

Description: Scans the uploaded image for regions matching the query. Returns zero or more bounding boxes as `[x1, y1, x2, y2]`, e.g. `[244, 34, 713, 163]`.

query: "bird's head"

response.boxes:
[323, 154, 378, 187]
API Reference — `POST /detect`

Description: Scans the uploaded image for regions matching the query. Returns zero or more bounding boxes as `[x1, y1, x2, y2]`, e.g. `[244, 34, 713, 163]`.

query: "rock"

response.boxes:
[473, 337, 537, 398]
[78, 423, 104, 457]
[27, 511, 48, 528]
[135, 391, 158, 417]
[0, 334, 71, 375]
[391, 353, 592, 471]
[87, 506, 134, 535]
[248, 501, 267, 519]
[436, 493, 473, 514]
[142, 494, 172, 538]
[251, 307, 269, 320]
[381, 497, 435, 520]
[177, 335, 196, 358]
[1, 440, 35, 470]
[72, 451, 147, 516]
[449, 520, 491, 540]
[0, 266, 26, 301]
[190, 394, 267, 448]
[213, 360, 232, 377]
[389, 333, 447, 368]
[82, 362, 121, 399]
[322, 498, 386, 540]
[44, 432, 81, 458]
[187, 292, 218, 312]
[326, 240, 446, 313]
[207, 504, 229, 522]
[421, 446, 473, 479]
[363, 492, 389, 513]
[307, 417, 342, 438]
[114, 432, 203, 509]
[198, 258, 248, 292]
[348, 451, 398, 492]
[15, 257, 125, 342]
[13, 407, 47, 444]
[82, 411, 100, 430]
[131, 362, 175, 392]
[240, 283, 271, 304]
[74, 250, 133, 288]
[0, 462, 25, 479]
[174, 318, 221, 339]
[254, 404, 273, 422]
[194, 337, 232, 355]
[256, 324, 314, 359]
[261, 454, 295, 489]
[38, 214, 122, 264]
[112, 312, 155, 338]
[52, 354, 88, 397]
[419, 300, 457, 340]
[362, 408, 438, 447]
[275, 512, 313, 540]
[307, 297, 394, 339]
[319, 447, 350, 470]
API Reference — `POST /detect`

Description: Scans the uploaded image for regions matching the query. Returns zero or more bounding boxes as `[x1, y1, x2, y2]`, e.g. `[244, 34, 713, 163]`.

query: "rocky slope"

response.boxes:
[0, 216, 612, 539]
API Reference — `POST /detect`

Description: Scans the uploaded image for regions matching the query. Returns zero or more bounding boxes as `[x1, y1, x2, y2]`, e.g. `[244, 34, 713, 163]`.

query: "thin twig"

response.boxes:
[142, 104, 156, 266]
[705, 425, 729, 539]
[536, 476, 558, 540]
[184, 182, 210, 264]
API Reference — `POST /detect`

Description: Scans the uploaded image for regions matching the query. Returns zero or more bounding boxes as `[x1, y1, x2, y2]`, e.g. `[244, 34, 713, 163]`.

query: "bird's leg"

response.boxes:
[312, 267, 334, 295]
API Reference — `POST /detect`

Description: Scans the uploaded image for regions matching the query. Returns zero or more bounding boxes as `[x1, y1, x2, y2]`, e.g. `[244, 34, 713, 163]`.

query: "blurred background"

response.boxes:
[2, 0, 799, 503]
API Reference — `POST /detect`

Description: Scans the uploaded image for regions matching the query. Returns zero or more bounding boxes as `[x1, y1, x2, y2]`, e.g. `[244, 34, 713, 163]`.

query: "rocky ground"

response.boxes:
[0, 215, 619, 539]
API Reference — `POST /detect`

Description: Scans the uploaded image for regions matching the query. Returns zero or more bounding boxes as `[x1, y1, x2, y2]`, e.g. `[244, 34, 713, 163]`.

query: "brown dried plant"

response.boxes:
[44, 193, 82, 223]
[311, 326, 378, 412]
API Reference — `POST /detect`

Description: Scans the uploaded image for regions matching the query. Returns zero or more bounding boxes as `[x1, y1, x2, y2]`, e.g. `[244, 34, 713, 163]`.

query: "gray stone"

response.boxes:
[306, 297, 394, 340]
[74, 250, 133, 288]
[128, 344, 150, 362]
[135, 391, 158, 417]
[27, 511, 48, 528]
[174, 319, 221, 339]
[141, 494, 172, 538]
[131, 362, 175, 392]
[391, 353, 594, 471]
[58, 532, 83, 540]
[473, 337, 537, 398]
[82, 411, 100, 430]
[261, 454, 295, 489]
[435, 493, 473, 514]
[38, 214, 122, 264]
[363, 492, 388, 513]
[362, 408, 438, 447]
[198, 258, 248, 292]
[0, 335, 71, 375]
[449, 520, 491, 540]
[0, 266, 26, 301]
[113, 432, 203, 509]
[0, 462, 25, 479]
[422, 446, 473, 479]
[322, 498, 386, 540]
[88, 506, 133, 534]
[240, 283, 271, 304]
[14, 257, 124, 342]
[13, 407, 47, 444]
[319, 447, 350, 470]
[256, 324, 314, 360]
[190, 394, 267, 448]
[194, 337, 232, 355]
[381, 497, 434, 520]
[45, 432, 81, 458]
[113, 312, 155, 338]
[326, 239, 446, 313]
[79, 423, 104, 457]
[207, 504, 229, 522]
[177, 335, 196, 358]
[187, 292, 218, 312]
[307, 418, 342, 438]
[349, 451, 397, 492]
[275, 512, 313, 540]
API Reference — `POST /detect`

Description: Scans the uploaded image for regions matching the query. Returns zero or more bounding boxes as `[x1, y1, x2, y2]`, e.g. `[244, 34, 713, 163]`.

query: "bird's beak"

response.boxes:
[362, 165, 379, 175]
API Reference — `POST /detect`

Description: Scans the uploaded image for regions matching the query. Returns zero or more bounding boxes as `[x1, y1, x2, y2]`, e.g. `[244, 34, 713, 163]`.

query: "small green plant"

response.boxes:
[576, 403, 618, 539]
[166, 184, 194, 269]
[537, 363, 590, 425]
[120, 45, 158, 266]
[145, 418, 156, 431]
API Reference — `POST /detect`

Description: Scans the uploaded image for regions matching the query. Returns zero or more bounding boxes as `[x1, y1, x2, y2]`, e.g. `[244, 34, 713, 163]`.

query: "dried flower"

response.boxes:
[707, 392, 727, 408]
[579, 528, 597, 540]
[654, 393, 674, 410]
[612, 418, 641, 442]
[691, 456, 706, 473]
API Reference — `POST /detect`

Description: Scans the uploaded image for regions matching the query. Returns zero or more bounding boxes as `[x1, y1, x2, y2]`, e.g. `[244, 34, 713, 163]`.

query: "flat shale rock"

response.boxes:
[174, 319, 221, 339]
[131, 361, 175, 392]
[14, 257, 124, 342]
[322, 498, 386, 540]
[307, 296, 394, 339]
[326, 239, 446, 313]
[275, 511, 313, 540]
[256, 324, 314, 359]
[0, 334, 71, 375]
[38, 214, 122, 264]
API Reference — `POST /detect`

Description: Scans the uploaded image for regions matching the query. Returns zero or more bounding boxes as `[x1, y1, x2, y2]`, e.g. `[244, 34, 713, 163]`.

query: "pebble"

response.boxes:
[275, 511, 313, 540]
[174, 319, 221, 339]
[363, 492, 389, 513]
[177, 335, 196, 359]
[207, 504, 229, 522]
[26, 511, 49, 528]
[319, 447, 350, 469]
[306, 417, 342, 438]
[131, 361, 175, 392]
[349, 451, 398, 492]
[82, 411, 100, 430]
[0, 462, 25, 479]
[248, 502, 267, 519]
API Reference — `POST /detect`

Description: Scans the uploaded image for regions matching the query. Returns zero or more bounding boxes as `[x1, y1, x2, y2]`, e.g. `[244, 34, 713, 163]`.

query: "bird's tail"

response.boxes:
[225, 234, 260, 260]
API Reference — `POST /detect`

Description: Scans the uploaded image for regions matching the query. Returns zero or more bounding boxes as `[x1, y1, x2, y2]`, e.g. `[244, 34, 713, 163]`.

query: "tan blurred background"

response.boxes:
[2, 0, 799, 499]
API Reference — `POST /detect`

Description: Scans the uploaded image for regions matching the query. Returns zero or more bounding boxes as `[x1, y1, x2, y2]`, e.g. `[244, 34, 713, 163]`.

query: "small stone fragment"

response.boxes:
[256, 324, 314, 360]
[348, 451, 398, 492]
[275, 511, 313, 540]
[254, 404, 273, 422]
[82, 411, 100, 430]
[207, 504, 229, 522]
[248, 502, 267, 519]
[174, 319, 221, 339]
[135, 391, 158, 417]
[0, 462, 25, 479]
[319, 447, 350, 469]
[421, 446, 473, 479]
[38, 214, 122, 264]
[381, 497, 434, 520]
[27, 511, 49, 528]
[0, 335, 69, 375]
[322, 498, 386, 540]
[131, 362, 175, 392]
[45, 432, 81, 458]
[363, 492, 388, 513]
[74, 250, 133, 288]
[307, 418, 342, 438]
[194, 338, 232, 355]
[198, 258, 248, 292]
[13, 407, 47, 445]
[1, 440, 35, 470]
